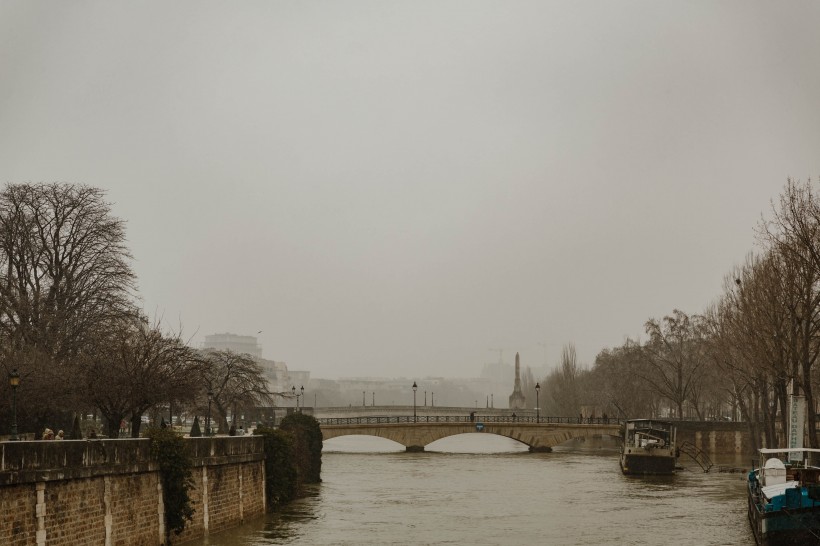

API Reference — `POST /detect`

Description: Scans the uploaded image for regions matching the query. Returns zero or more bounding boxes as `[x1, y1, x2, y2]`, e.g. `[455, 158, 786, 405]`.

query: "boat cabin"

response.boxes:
[623, 419, 676, 450]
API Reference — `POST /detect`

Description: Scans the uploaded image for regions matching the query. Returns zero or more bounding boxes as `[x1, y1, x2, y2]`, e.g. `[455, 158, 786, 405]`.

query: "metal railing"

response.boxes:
[317, 415, 621, 426]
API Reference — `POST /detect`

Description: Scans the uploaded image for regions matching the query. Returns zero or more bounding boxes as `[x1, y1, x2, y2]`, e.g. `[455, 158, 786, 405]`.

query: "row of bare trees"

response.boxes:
[0, 183, 273, 438]
[532, 179, 820, 449]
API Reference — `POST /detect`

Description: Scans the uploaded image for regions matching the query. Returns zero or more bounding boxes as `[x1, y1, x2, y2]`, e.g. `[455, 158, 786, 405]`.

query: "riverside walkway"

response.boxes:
[317, 414, 620, 452]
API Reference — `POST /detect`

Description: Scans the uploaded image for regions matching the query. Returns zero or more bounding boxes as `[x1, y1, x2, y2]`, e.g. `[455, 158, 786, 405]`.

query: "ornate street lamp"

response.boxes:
[431, 392, 434, 407]
[362, 390, 366, 406]
[300, 385, 304, 412]
[292, 385, 296, 409]
[206, 389, 214, 436]
[412, 381, 418, 423]
[9, 369, 20, 441]
[535, 382, 541, 424]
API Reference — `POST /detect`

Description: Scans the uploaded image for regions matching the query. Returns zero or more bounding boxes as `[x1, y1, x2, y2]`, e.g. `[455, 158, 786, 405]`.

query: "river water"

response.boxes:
[190, 434, 755, 545]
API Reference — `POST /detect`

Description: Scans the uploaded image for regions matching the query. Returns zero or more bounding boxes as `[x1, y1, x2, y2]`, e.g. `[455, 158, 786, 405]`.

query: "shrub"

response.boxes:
[254, 426, 298, 509]
[146, 427, 195, 541]
[280, 413, 323, 484]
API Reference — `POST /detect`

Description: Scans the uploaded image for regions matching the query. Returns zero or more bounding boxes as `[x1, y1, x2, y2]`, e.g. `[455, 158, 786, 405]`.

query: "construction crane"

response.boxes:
[488, 348, 506, 365]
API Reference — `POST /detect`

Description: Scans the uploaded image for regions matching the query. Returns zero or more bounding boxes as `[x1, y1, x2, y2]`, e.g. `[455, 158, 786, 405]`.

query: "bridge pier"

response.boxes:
[529, 446, 552, 453]
[406, 445, 425, 453]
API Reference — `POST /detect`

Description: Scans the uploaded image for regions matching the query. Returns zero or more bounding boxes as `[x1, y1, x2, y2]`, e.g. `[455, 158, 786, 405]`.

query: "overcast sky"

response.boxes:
[1, 1, 819, 379]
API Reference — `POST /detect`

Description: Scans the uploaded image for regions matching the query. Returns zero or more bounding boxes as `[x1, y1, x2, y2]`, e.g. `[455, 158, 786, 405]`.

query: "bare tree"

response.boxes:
[759, 178, 820, 446]
[640, 310, 708, 419]
[84, 316, 202, 437]
[543, 344, 582, 417]
[0, 183, 137, 434]
[199, 350, 274, 434]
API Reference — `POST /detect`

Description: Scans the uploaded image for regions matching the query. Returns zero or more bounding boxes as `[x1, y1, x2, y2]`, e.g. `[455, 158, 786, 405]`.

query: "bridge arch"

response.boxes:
[323, 434, 405, 452]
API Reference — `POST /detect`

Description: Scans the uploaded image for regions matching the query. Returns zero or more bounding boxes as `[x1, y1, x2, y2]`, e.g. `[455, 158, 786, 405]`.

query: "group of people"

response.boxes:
[41, 428, 64, 440]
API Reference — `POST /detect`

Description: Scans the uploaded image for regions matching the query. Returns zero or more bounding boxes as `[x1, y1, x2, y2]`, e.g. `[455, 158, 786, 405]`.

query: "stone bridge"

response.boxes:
[318, 415, 620, 452]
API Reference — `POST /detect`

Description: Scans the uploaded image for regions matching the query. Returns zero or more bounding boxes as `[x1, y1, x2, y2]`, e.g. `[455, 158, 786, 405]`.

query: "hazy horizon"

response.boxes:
[2, 1, 819, 379]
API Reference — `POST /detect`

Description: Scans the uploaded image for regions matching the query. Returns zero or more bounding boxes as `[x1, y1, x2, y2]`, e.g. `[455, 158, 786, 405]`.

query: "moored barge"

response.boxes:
[619, 419, 677, 475]
[747, 448, 820, 545]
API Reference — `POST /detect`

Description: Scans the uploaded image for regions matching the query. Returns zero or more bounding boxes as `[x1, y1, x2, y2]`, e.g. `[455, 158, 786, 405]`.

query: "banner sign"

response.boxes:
[788, 394, 806, 462]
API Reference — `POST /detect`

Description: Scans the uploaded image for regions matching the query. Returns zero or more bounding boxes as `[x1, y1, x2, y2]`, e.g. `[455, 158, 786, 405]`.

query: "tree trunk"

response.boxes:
[130, 414, 142, 438]
[104, 413, 124, 438]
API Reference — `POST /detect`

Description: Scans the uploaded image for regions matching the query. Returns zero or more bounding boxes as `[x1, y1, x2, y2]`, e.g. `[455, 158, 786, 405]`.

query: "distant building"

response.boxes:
[257, 358, 289, 390]
[202, 333, 298, 396]
[202, 333, 262, 358]
[508, 352, 526, 410]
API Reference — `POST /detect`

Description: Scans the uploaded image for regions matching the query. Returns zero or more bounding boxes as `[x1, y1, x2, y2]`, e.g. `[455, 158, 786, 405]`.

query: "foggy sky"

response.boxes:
[1, 1, 819, 379]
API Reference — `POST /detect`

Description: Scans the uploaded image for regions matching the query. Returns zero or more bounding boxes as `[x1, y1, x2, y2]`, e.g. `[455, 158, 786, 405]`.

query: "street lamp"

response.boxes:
[431, 392, 434, 407]
[412, 381, 418, 423]
[292, 386, 296, 409]
[535, 382, 541, 424]
[363, 391, 366, 406]
[207, 389, 214, 436]
[300, 386, 304, 412]
[9, 369, 20, 441]
[372, 392, 375, 406]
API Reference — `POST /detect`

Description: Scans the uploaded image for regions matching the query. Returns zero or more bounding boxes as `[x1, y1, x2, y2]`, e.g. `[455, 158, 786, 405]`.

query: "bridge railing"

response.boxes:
[317, 415, 622, 426]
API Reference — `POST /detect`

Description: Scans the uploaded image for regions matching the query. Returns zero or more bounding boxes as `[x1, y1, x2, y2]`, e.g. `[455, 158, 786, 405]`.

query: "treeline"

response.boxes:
[531, 179, 820, 450]
[0, 183, 274, 438]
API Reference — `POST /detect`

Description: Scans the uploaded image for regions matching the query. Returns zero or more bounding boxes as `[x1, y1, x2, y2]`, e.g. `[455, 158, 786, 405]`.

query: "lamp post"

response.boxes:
[412, 381, 418, 423]
[362, 391, 366, 406]
[207, 389, 214, 436]
[535, 382, 541, 424]
[9, 369, 20, 441]
[292, 386, 296, 409]
[431, 392, 434, 407]
[300, 386, 304, 412]
[372, 392, 375, 406]
[424, 391, 427, 406]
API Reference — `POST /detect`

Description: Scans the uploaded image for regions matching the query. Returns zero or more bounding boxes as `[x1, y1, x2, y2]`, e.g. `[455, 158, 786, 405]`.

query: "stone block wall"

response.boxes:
[675, 421, 754, 457]
[0, 482, 37, 545]
[0, 436, 266, 545]
[174, 459, 265, 544]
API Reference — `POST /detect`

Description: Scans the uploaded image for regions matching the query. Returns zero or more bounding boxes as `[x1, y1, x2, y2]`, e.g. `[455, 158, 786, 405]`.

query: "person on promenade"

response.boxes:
[56, 430, 64, 440]
[42, 428, 54, 440]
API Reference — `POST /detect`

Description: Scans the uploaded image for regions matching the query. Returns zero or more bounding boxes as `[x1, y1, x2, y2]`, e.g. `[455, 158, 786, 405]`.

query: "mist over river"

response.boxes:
[190, 435, 754, 545]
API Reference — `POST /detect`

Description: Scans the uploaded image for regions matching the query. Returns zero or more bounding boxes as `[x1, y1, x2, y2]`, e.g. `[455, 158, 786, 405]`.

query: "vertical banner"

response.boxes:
[789, 394, 806, 462]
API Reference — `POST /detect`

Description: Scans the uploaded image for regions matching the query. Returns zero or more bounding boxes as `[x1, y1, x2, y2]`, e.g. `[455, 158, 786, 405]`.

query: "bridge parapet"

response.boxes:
[318, 415, 621, 426]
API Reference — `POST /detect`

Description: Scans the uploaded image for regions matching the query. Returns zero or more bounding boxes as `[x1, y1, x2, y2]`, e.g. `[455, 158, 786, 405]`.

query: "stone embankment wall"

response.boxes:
[675, 421, 752, 457]
[0, 436, 265, 546]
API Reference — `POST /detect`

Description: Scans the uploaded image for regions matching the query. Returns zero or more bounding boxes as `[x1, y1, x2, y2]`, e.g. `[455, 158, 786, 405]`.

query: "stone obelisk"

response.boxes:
[508, 352, 526, 410]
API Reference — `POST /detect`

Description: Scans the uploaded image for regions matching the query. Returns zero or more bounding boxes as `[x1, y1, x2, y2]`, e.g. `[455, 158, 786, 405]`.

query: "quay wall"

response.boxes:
[0, 436, 265, 546]
[675, 421, 752, 457]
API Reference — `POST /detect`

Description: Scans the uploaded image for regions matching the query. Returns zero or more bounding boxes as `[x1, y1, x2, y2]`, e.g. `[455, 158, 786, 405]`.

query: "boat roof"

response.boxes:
[760, 448, 820, 454]
[761, 480, 798, 501]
